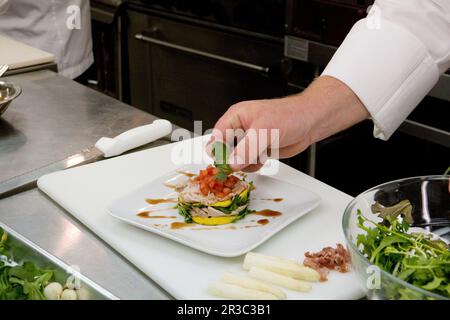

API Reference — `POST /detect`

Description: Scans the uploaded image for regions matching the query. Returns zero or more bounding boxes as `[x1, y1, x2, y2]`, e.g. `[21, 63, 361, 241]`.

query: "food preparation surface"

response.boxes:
[0, 70, 173, 299]
[0, 70, 160, 183]
[38, 136, 365, 299]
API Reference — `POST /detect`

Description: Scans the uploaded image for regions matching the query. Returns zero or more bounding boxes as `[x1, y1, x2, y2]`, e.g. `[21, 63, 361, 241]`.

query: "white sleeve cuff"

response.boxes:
[322, 19, 439, 140]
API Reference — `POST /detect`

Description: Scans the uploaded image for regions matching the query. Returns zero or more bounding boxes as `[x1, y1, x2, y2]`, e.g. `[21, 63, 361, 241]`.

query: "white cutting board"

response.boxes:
[0, 35, 54, 69]
[38, 136, 365, 300]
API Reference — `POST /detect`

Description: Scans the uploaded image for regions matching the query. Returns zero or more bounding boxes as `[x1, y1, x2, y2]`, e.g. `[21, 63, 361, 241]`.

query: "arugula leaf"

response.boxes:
[214, 170, 228, 182]
[444, 165, 450, 176]
[177, 203, 193, 223]
[232, 206, 253, 223]
[0, 227, 55, 300]
[356, 210, 450, 299]
[422, 277, 444, 291]
[212, 191, 251, 214]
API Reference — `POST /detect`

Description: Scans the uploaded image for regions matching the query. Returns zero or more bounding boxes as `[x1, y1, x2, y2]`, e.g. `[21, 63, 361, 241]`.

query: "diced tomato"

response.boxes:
[200, 183, 209, 196]
[194, 165, 239, 196]
[207, 166, 219, 175]
[215, 192, 226, 198]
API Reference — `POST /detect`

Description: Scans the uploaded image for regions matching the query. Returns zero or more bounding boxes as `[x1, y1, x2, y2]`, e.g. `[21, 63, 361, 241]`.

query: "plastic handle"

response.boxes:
[96, 119, 172, 157]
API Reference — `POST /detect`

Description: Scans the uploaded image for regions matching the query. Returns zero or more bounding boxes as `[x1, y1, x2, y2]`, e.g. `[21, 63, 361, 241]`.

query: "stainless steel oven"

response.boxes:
[285, 0, 450, 195]
[126, 1, 289, 131]
[89, 0, 126, 100]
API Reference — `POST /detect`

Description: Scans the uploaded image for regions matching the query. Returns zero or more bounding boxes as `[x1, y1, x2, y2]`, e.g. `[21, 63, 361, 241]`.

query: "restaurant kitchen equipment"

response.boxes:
[88, 0, 127, 100]
[126, 0, 289, 131]
[284, 0, 450, 196]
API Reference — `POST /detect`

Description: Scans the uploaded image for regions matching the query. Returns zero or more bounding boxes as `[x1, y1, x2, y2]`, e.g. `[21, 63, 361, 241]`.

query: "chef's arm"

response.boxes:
[211, 76, 369, 171]
[323, 0, 450, 140]
[211, 0, 450, 171]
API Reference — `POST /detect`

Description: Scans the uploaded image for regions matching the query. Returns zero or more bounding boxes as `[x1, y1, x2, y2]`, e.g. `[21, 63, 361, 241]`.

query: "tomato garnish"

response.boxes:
[194, 165, 238, 196]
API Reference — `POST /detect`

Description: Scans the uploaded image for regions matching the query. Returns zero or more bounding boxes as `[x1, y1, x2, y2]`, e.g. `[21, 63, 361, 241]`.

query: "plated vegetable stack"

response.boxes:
[177, 142, 253, 226]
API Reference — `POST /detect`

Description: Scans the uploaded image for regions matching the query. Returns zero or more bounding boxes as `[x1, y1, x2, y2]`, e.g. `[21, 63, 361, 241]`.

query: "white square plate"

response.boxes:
[107, 164, 321, 257]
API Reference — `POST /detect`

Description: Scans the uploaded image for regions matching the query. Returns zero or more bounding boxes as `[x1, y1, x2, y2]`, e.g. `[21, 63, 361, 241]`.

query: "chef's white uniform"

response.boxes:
[323, 0, 450, 140]
[0, 0, 93, 79]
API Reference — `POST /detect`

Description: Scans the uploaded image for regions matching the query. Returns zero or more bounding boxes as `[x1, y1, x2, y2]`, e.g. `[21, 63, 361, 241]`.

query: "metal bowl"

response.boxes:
[0, 81, 22, 116]
[343, 175, 450, 300]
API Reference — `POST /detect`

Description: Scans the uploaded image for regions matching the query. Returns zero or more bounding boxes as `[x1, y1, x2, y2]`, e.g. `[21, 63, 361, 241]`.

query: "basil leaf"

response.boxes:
[215, 171, 228, 182]
[212, 141, 233, 181]
[212, 141, 228, 165]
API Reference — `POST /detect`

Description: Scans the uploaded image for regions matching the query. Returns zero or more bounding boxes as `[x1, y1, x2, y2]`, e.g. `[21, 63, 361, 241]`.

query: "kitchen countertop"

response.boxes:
[0, 70, 162, 182]
[0, 70, 172, 299]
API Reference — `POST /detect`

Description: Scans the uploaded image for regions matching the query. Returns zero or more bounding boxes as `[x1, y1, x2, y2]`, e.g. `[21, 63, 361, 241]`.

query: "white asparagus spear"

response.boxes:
[248, 267, 312, 292]
[221, 272, 286, 299]
[243, 252, 320, 281]
[247, 252, 301, 265]
[207, 282, 279, 300]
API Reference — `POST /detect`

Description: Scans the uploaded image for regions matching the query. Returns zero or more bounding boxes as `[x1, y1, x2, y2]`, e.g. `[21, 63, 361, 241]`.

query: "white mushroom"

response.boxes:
[61, 289, 78, 300]
[65, 275, 76, 290]
[43, 282, 63, 300]
[75, 287, 90, 300]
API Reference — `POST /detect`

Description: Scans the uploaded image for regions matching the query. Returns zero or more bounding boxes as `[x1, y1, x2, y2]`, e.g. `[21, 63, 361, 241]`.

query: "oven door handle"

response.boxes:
[135, 33, 270, 74]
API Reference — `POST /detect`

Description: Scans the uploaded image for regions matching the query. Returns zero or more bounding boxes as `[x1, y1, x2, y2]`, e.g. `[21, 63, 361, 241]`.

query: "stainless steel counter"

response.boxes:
[0, 70, 172, 299]
[0, 70, 158, 182]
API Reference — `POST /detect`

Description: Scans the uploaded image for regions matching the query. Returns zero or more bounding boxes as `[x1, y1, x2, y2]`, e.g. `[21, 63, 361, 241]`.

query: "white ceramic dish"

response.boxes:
[107, 164, 321, 257]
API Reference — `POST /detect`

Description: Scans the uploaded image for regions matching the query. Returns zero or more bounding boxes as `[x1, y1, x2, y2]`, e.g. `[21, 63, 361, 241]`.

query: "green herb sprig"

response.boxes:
[212, 141, 233, 182]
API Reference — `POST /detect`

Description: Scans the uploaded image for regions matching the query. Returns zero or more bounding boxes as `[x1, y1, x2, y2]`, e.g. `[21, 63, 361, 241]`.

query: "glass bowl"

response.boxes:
[343, 175, 450, 300]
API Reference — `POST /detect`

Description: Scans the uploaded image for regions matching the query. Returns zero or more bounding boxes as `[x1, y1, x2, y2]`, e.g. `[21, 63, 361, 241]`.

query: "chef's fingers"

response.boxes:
[274, 141, 311, 159]
[214, 110, 243, 137]
[242, 163, 264, 173]
[206, 127, 246, 159]
[207, 105, 245, 157]
[228, 130, 270, 171]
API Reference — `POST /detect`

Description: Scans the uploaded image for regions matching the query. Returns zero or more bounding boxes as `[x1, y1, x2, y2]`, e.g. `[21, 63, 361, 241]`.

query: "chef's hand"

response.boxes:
[208, 76, 369, 172]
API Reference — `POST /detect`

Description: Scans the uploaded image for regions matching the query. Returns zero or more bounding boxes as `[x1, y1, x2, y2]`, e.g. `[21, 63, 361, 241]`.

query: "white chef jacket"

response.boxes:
[322, 0, 450, 140]
[0, 0, 93, 79]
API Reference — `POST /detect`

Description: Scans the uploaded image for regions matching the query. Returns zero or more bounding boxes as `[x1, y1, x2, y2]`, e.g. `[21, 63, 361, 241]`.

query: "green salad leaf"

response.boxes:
[356, 210, 450, 299]
[212, 141, 233, 182]
[0, 229, 55, 300]
[177, 203, 193, 223]
[444, 165, 450, 176]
